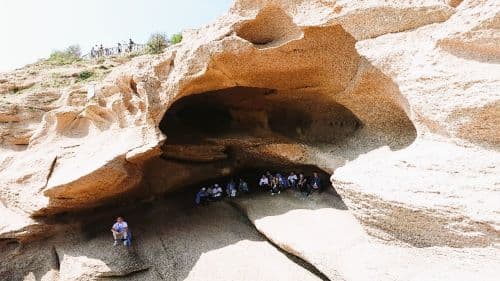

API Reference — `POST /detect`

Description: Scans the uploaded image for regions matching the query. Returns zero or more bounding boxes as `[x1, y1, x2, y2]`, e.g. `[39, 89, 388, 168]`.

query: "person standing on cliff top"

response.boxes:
[111, 216, 129, 246]
[128, 38, 135, 52]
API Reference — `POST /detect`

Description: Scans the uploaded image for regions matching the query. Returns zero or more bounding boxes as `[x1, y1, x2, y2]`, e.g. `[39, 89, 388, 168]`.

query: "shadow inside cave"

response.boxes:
[1, 166, 342, 281]
[160, 87, 363, 145]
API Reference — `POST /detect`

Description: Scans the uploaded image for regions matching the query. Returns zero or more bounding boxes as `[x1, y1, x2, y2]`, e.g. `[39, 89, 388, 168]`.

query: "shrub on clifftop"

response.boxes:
[147, 33, 168, 54]
[170, 33, 183, 44]
[47, 44, 82, 65]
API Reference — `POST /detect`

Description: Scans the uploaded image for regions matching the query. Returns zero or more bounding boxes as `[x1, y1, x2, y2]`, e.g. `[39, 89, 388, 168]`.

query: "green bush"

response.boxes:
[147, 33, 168, 54]
[47, 44, 82, 65]
[65, 45, 81, 57]
[77, 70, 94, 81]
[170, 33, 183, 44]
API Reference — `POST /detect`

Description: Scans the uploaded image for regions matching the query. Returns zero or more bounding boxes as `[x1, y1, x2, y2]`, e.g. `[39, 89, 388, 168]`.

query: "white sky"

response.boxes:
[0, 0, 233, 73]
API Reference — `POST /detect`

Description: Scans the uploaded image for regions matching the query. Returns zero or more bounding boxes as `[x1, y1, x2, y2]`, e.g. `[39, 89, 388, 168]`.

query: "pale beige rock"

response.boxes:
[1, 195, 323, 281]
[235, 190, 500, 281]
[0, 0, 499, 279]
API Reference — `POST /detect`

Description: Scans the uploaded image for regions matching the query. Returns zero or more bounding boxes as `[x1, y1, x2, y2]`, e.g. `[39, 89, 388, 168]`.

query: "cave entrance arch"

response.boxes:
[159, 86, 362, 145]
[145, 84, 415, 199]
[147, 14, 418, 203]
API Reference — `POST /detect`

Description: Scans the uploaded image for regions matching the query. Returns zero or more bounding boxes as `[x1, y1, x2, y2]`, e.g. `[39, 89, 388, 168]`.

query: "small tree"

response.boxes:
[170, 33, 183, 44]
[147, 33, 168, 54]
[65, 45, 81, 57]
[47, 44, 81, 65]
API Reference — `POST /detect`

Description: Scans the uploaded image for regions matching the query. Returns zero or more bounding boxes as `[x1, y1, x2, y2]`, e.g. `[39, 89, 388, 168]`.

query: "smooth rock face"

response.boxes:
[0, 0, 499, 280]
[235, 189, 499, 281]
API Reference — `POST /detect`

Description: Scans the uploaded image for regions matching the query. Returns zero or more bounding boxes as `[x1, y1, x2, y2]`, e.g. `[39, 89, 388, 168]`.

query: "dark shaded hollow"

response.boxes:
[160, 86, 362, 144]
[18, 164, 341, 281]
[45, 163, 344, 232]
[188, 164, 342, 199]
[234, 5, 303, 47]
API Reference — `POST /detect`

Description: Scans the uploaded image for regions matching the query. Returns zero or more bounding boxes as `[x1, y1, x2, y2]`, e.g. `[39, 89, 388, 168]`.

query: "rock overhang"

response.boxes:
[0, 0, 498, 252]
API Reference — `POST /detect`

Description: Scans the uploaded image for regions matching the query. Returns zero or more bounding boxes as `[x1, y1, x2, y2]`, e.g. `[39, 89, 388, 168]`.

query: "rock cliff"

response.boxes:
[0, 0, 499, 280]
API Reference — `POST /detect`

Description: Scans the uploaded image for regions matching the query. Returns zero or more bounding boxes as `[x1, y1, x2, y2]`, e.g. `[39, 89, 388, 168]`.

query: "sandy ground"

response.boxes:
[1, 190, 324, 281]
[2, 187, 498, 281]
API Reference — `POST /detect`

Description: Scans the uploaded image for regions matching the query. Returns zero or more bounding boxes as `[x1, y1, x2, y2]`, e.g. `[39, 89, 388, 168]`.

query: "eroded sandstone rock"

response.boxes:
[0, 0, 499, 279]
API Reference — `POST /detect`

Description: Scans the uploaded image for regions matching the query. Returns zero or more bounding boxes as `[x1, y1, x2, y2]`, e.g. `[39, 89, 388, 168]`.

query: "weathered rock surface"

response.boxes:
[1, 193, 324, 281]
[0, 0, 499, 280]
[235, 189, 499, 281]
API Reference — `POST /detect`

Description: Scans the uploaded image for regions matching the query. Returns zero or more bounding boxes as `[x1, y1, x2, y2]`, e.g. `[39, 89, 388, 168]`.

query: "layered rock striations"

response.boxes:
[0, 0, 499, 280]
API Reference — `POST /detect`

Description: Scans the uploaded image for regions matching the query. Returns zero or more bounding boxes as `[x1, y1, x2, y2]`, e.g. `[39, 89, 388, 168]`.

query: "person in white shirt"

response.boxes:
[259, 175, 269, 189]
[212, 184, 223, 201]
[288, 172, 298, 189]
[111, 216, 129, 246]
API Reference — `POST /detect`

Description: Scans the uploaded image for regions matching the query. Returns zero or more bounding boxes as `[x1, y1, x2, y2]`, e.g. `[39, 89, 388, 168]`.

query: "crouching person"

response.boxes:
[259, 175, 269, 190]
[226, 179, 237, 198]
[195, 187, 209, 205]
[111, 216, 130, 246]
[310, 172, 322, 194]
[238, 178, 250, 194]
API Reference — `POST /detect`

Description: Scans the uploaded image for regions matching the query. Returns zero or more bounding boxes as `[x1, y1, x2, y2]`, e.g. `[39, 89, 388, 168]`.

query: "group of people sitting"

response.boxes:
[195, 178, 250, 204]
[258, 171, 322, 195]
[112, 171, 324, 246]
[195, 171, 323, 205]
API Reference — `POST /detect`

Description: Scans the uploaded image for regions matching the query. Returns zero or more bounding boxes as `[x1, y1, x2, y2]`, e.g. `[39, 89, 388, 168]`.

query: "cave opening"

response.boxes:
[134, 86, 371, 208]
[54, 163, 346, 240]
[160, 86, 362, 144]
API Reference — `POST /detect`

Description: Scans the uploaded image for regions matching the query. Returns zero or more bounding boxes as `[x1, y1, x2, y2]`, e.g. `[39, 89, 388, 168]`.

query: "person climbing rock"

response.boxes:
[111, 216, 129, 246]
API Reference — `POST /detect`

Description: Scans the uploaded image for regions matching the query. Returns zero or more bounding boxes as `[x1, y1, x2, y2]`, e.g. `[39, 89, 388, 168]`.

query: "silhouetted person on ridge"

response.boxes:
[128, 38, 135, 52]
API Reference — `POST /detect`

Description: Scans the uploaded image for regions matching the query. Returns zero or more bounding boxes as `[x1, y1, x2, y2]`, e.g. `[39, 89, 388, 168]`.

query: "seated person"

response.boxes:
[238, 178, 250, 193]
[277, 173, 289, 189]
[212, 184, 223, 200]
[111, 216, 129, 246]
[288, 172, 298, 189]
[195, 187, 209, 205]
[206, 187, 213, 200]
[310, 172, 322, 193]
[270, 176, 280, 195]
[226, 179, 237, 198]
[259, 175, 269, 190]
[297, 173, 308, 193]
